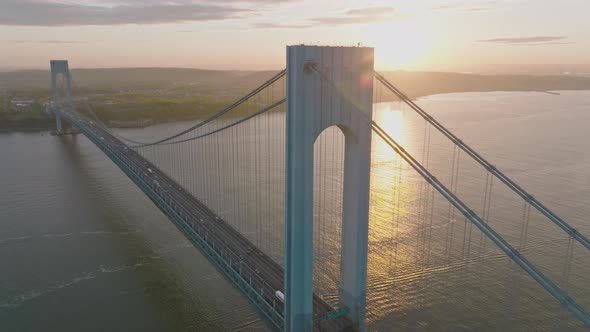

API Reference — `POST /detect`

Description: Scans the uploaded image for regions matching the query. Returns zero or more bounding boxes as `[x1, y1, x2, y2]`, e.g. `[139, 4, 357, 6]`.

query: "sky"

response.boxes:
[0, 0, 589, 72]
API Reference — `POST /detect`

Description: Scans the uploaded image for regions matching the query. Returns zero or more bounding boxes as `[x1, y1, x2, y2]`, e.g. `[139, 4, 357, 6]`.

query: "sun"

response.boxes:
[365, 20, 434, 70]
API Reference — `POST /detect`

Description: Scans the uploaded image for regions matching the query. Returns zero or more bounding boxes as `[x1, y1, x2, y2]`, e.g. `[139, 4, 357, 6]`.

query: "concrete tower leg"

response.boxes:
[55, 112, 63, 132]
[285, 45, 374, 332]
[50, 60, 72, 133]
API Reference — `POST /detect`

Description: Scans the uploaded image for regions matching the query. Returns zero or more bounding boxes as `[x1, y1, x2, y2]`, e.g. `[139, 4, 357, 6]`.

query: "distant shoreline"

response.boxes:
[412, 89, 572, 101]
[1, 89, 588, 132]
[101, 89, 588, 129]
[0, 127, 50, 133]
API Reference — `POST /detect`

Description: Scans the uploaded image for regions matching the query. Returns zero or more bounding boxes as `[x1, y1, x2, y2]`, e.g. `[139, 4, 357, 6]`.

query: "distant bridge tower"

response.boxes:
[285, 46, 374, 331]
[50, 60, 73, 132]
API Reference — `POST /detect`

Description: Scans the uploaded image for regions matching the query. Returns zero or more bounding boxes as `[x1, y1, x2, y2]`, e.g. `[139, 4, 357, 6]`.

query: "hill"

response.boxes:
[2, 68, 590, 96]
[1, 68, 589, 130]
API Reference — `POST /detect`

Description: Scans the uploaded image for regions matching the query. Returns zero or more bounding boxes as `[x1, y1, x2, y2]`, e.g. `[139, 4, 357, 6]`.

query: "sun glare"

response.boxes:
[366, 20, 433, 70]
[372, 105, 405, 163]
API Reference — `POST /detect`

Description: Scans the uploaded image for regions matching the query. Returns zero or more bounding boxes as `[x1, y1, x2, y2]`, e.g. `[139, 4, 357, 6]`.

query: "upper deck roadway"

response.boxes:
[57, 108, 353, 331]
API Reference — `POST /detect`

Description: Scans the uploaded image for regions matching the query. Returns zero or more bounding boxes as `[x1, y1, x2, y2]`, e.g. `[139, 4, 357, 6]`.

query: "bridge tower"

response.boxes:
[285, 46, 374, 331]
[50, 60, 73, 132]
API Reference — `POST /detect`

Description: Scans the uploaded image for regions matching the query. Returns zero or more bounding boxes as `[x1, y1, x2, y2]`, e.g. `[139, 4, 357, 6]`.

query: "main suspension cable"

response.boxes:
[154, 98, 286, 146]
[374, 71, 589, 251]
[75, 70, 286, 147]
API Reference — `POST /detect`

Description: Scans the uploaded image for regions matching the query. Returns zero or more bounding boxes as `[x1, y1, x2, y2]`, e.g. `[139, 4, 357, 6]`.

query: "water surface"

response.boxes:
[1, 91, 589, 331]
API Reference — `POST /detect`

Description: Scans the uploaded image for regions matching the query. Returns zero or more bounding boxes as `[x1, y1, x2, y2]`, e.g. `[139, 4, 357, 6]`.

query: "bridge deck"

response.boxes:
[59, 109, 353, 331]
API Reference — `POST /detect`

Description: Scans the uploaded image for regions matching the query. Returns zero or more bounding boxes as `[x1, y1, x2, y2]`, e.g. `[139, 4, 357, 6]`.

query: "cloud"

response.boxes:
[254, 22, 311, 29]
[344, 7, 395, 16]
[214, 0, 301, 2]
[477, 36, 571, 44]
[0, 0, 254, 26]
[431, 4, 497, 13]
[463, 7, 495, 12]
[9, 40, 87, 44]
[254, 6, 396, 29]
[313, 6, 395, 25]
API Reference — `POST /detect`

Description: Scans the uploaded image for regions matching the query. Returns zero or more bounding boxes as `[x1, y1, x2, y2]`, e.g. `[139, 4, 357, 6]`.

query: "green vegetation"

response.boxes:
[86, 94, 231, 127]
[0, 107, 54, 130]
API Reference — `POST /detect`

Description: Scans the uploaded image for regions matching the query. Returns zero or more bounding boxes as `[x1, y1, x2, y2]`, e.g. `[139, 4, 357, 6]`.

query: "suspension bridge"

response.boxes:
[47, 46, 589, 331]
